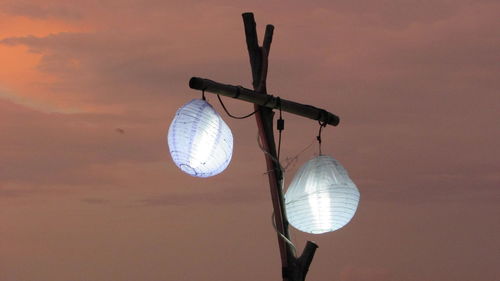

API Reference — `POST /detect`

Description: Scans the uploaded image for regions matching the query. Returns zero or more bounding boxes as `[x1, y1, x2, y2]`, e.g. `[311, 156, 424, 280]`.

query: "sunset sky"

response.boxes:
[1, 1, 499, 281]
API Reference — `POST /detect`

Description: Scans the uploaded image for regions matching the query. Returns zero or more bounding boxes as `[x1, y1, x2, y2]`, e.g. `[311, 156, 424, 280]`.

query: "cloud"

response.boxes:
[1, 1, 82, 20]
[1, 2, 499, 281]
[137, 183, 268, 207]
[0, 28, 245, 113]
[1, 0, 498, 205]
[0, 98, 166, 189]
[0, 183, 36, 197]
[339, 266, 394, 281]
[81, 197, 109, 204]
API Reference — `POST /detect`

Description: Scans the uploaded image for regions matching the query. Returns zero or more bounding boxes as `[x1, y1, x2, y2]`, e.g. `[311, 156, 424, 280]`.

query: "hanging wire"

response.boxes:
[282, 138, 315, 171]
[256, 134, 297, 252]
[256, 134, 285, 176]
[217, 94, 258, 119]
[317, 120, 328, 155]
[271, 211, 297, 254]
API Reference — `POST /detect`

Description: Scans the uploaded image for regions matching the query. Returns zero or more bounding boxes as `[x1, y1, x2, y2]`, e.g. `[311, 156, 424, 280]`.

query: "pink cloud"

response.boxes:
[1, 1, 499, 281]
[339, 265, 394, 281]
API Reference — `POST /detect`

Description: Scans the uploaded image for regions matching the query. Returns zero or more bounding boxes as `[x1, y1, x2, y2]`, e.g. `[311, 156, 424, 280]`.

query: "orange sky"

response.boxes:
[1, 1, 499, 281]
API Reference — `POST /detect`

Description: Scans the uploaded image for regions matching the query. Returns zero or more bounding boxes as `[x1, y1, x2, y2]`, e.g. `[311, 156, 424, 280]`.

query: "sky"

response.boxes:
[0, 1, 499, 280]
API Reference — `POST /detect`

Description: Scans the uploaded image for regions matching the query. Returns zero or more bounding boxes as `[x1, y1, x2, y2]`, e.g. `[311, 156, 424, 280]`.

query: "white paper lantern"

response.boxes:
[285, 155, 360, 234]
[168, 99, 233, 177]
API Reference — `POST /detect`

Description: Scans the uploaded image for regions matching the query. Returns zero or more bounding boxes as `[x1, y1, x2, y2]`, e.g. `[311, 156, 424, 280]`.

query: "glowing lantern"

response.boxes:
[168, 99, 233, 177]
[285, 155, 360, 234]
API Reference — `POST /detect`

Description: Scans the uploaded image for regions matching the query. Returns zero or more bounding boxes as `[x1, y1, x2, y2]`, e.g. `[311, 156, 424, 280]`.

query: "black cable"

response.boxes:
[276, 97, 284, 161]
[217, 94, 258, 119]
[278, 127, 282, 161]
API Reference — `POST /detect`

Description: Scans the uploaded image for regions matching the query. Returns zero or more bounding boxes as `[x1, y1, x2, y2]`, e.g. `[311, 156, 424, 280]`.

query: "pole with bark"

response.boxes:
[189, 13, 342, 281]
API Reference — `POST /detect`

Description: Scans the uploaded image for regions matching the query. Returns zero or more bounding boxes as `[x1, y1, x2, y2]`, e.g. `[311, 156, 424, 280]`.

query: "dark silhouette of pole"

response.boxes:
[188, 12, 327, 281]
[241, 12, 317, 281]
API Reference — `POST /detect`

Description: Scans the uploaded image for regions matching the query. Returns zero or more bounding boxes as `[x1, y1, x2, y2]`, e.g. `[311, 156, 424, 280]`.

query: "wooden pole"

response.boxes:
[241, 12, 291, 269]
[185, 12, 320, 281]
[241, 13, 318, 281]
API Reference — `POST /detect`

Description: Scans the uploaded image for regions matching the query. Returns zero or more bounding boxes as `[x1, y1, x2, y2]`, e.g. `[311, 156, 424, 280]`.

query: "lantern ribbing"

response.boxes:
[167, 99, 233, 177]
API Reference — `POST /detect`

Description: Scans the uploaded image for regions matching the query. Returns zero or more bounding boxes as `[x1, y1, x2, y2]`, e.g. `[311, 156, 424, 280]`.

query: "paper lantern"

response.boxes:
[168, 99, 233, 177]
[285, 155, 360, 234]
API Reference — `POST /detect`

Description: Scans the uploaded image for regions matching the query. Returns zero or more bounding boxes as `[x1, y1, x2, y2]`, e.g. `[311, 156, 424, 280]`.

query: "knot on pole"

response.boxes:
[317, 109, 328, 123]
[235, 86, 242, 98]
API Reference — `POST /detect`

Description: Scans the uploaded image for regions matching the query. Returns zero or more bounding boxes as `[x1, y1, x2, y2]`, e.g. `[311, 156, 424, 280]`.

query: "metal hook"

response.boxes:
[201, 89, 206, 100]
[316, 120, 327, 155]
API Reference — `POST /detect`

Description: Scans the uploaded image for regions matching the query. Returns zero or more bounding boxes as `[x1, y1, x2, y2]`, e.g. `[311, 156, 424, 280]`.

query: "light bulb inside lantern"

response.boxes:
[167, 99, 233, 177]
[285, 155, 360, 234]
